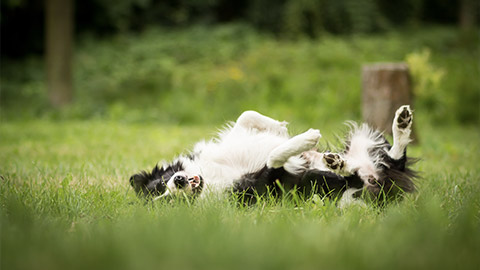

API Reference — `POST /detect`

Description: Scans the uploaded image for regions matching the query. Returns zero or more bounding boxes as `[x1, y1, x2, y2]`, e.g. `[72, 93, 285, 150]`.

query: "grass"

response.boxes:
[1, 119, 479, 270]
[1, 23, 479, 269]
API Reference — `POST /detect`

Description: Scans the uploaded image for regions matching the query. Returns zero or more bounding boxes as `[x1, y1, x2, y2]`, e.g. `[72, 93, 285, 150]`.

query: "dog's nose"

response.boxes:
[173, 175, 188, 188]
[367, 175, 377, 185]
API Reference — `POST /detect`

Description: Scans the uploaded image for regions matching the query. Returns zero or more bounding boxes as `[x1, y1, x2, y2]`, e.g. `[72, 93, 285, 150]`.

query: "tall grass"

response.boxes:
[1, 120, 479, 270]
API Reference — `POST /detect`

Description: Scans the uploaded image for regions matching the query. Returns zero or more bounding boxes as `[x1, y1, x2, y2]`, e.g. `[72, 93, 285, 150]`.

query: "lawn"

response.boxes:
[1, 24, 479, 270]
[1, 119, 479, 270]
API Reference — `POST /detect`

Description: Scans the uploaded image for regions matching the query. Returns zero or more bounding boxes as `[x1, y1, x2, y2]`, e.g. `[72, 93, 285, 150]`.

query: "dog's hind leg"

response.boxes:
[388, 105, 413, 160]
[302, 150, 353, 176]
[235, 110, 288, 136]
[267, 129, 321, 168]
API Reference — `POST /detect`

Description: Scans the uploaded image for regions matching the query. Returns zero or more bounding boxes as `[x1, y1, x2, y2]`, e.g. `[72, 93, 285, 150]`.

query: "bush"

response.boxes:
[1, 25, 478, 126]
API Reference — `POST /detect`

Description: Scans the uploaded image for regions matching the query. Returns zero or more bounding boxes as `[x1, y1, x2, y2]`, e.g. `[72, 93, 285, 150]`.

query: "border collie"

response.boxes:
[130, 106, 417, 204]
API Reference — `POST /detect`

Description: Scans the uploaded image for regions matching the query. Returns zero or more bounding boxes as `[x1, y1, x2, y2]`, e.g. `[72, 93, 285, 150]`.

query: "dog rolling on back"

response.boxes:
[130, 106, 417, 205]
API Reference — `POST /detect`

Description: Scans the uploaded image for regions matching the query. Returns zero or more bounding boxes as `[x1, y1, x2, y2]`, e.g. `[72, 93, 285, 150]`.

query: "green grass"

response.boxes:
[1, 23, 479, 269]
[1, 120, 479, 270]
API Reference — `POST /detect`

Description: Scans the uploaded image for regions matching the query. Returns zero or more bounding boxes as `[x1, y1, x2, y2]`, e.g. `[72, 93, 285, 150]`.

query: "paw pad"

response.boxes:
[323, 153, 345, 171]
[396, 106, 412, 129]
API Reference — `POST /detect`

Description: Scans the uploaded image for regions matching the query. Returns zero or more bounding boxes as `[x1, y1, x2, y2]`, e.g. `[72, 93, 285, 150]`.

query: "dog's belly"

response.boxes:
[195, 130, 288, 191]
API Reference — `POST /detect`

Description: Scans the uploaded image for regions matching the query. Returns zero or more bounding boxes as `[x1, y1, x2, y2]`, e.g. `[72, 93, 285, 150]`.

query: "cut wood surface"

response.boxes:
[362, 63, 413, 136]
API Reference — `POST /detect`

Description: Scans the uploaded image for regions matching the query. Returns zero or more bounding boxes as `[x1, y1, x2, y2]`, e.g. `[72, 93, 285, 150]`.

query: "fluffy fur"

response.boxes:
[130, 106, 417, 204]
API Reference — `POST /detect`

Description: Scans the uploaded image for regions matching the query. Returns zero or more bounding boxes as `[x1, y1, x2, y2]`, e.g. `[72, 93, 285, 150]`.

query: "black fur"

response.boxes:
[130, 128, 417, 205]
[232, 135, 416, 204]
[362, 141, 417, 203]
[232, 167, 364, 204]
[130, 144, 416, 204]
[130, 161, 184, 197]
[366, 154, 418, 203]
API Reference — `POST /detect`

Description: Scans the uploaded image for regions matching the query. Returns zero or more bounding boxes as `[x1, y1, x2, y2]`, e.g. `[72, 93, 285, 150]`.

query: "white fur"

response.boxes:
[303, 151, 330, 171]
[309, 105, 413, 197]
[388, 105, 413, 160]
[338, 188, 366, 208]
[161, 111, 320, 197]
[154, 107, 413, 201]
[267, 129, 321, 169]
[343, 123, 389, 183]
[306, 123, 388, 186]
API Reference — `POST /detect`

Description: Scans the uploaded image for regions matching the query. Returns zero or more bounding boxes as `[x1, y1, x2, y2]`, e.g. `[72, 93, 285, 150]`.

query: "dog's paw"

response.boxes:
[394, 105, 413, 131]
[273, 121, 289, 136]
[323, 153, 347, 174]
[301, 129, 322, 147]
[293, 129, 321, 153]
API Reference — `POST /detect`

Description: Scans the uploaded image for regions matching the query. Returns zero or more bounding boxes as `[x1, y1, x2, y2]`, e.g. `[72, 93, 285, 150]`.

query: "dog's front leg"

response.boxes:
[235, 110, 288, 136]
[267, 129, 321, 168]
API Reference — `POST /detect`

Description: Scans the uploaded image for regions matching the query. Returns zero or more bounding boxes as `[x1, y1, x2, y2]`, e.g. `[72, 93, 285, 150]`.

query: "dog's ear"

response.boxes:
[129, 172, 151, 195]
[130, 165, 170, 197]
[364, 166, 417, 205]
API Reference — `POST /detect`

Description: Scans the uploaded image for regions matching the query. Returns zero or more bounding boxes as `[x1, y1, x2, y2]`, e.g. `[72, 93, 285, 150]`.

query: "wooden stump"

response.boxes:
[362, 63, 414, 136]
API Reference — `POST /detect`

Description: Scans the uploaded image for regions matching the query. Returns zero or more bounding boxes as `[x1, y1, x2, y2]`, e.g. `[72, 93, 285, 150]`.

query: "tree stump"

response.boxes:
[362, 63, 414, 137]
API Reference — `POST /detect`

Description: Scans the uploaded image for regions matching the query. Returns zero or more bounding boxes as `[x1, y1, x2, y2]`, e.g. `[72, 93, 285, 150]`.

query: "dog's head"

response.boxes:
[347, 146, 417, 204]
[361, 155, 417, 203]
[341, 123, 417, 203]
[130, 160, 204, 199]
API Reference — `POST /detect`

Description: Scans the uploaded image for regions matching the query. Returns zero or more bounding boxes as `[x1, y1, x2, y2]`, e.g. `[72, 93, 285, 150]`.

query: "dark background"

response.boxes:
[1, 0, 470, 58]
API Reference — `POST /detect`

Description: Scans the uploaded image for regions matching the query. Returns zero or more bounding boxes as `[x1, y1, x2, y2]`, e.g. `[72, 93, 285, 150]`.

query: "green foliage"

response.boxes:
[406, 48, 448, 122]
[1, 25, 478, 125]
[406, 48, 445, 97]
[1, 120, 479, 270]
[252, 0, 386, 37]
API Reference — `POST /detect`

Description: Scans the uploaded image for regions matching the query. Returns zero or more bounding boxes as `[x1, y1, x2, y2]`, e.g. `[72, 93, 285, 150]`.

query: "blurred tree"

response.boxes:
[459, 0, 477, 31]
[45, 0, 74, 107]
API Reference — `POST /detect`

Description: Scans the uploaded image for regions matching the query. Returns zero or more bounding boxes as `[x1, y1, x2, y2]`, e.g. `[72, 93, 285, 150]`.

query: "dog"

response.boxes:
[129, 106, 417, 204]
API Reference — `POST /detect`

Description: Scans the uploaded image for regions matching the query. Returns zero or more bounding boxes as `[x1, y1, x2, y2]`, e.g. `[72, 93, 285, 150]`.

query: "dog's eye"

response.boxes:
[152, 180, 166, 191]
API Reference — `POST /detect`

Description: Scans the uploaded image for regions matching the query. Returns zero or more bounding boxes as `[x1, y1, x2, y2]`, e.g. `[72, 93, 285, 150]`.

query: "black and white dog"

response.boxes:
[130, 106, 417, 204]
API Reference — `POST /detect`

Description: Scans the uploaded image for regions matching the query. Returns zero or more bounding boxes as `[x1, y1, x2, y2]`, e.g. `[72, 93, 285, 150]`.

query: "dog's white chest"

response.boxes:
[193, 128, 288, 190]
